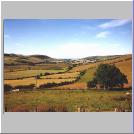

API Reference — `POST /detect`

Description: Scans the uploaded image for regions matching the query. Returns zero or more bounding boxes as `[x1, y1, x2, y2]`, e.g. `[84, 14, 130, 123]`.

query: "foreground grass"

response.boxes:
[4, 89, 132, 112]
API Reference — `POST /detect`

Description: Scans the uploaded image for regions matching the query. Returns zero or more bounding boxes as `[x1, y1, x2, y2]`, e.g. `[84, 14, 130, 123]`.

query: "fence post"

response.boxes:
[114, 108, 117, 112]
[5, 107, 7, 112]
[77, 107, 80, 112]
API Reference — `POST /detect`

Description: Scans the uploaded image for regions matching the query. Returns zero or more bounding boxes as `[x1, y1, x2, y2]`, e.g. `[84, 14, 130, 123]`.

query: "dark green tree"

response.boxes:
[4, 84, 12, 92]
[87, 78, 97, 88]
[91, 64, 128, 90]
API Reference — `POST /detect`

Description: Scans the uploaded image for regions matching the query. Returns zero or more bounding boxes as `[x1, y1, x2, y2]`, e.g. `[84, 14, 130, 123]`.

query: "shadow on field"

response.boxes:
[109, 87, 132, 92]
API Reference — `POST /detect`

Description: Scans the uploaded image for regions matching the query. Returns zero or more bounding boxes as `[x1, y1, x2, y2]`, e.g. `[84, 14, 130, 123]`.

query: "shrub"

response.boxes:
[44, 72, 51, 76]
[87, 78, 97, 88]
[4, 84, 12, 92]
[39, 80, 76, 89]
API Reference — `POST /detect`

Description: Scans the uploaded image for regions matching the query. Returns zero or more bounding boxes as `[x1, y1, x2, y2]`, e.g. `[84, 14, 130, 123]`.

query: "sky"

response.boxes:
[4, 19, 132, 59]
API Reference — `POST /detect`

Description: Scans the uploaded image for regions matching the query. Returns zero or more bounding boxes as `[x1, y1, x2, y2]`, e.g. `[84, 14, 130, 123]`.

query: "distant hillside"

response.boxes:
[4, 53, 132, 66]
[82, 55, 129, 61]
[4, 53, 54, 66]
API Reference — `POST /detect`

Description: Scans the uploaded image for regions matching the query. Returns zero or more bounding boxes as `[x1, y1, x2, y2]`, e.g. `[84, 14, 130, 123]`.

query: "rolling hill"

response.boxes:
[4, 53, 56, 65]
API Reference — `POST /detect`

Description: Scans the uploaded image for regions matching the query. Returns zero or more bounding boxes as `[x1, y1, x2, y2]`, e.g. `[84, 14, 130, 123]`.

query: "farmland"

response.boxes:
[4, 53, 132, 112]
[4, 69, 66, 80]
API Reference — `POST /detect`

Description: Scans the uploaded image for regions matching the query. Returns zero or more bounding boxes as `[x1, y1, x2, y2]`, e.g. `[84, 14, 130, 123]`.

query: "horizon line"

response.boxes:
[4, 52, 132, 59]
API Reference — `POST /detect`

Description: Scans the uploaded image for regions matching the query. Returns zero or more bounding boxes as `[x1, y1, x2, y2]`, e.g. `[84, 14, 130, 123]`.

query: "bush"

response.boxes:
[87, 78, 97, 88]
[44, 72, 51, 76]
[4, 84, 12, 92]
[39, 80, 76, 89]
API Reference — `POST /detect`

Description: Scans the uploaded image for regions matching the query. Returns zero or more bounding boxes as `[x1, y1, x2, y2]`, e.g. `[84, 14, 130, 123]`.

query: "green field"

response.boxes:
[79, 68, 96, 82]
[4, 89, 131, 112]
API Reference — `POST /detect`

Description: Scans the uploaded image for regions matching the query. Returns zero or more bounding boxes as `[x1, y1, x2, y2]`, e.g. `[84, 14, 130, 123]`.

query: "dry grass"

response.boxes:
[52, 82, 87, 90]
[42, 72, 80, 79]
[115, 59, 132, 87]
[4, 69, 65, 80]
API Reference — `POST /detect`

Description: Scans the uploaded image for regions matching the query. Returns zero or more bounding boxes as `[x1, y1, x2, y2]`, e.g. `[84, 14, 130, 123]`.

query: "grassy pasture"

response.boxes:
[79, 68, 96, 82]
[4, 69, 66, 80]
[4, 89, 132, 112]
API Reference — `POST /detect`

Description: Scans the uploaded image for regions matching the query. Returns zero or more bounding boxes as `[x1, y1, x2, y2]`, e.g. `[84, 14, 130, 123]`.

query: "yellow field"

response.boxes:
[115, 59, 132, 87]
[51, 82, 87, 90]
[4, 69, 65, 80]
[42, 72, 80, 79]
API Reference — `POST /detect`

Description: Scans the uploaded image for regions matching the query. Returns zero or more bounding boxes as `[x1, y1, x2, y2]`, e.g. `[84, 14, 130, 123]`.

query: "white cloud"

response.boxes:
[45, 42, 128, 59]
[99, 20, 131, 29]
[96, 31, 110, 38]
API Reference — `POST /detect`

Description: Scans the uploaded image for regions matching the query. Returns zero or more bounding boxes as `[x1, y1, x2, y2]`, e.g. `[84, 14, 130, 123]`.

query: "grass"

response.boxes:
[4, 89, 132, 112]
[79, 68, 96, 82]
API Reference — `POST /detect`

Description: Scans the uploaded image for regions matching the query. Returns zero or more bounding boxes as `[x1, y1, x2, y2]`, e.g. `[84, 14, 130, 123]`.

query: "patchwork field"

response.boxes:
[5, 77, 76, 87]
[4, 69, 66, 80]
[4, 54, 132, 112]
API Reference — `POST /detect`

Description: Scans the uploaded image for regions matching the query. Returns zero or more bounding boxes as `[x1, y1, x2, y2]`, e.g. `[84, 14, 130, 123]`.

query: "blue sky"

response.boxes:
[4, 19, 132, 59]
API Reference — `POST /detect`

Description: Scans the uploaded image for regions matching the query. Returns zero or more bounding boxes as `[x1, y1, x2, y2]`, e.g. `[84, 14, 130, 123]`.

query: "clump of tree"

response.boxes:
[87, 78, 97, 88]
[4, 84, 13, 92]
[87, 64, 128, 90]
[39, 80, 75, 89]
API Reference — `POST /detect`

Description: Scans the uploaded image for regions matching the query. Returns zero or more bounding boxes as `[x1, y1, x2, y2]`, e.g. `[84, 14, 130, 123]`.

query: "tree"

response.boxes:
[87, 78, 97, 88]
[91, 64, 128, 90]
[4, 84, 12, 92]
